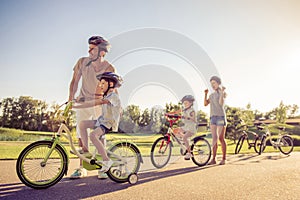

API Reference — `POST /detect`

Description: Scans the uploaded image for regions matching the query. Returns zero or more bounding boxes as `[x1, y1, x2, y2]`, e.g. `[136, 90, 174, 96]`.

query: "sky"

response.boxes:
[0, 0, 300, 114]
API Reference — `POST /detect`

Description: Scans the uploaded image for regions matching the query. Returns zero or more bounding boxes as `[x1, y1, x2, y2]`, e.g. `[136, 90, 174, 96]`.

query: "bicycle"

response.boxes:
[150, 114, 211, 168]
[16, 102, 142, 189]
[258, 125, 294, 155]
[235, 126, 261, 154]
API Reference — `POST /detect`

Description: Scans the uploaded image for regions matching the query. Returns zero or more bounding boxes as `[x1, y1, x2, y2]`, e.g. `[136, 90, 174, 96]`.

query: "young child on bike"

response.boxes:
[73, 72, 122, 172]
[167, 95, 197, 160]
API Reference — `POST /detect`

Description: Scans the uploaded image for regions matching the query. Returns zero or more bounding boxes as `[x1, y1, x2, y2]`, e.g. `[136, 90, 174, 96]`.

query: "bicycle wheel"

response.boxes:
[278, 135, 294, 155]
[191, 138, 211, 167]
[107, 142, 141, 183]
[259, 135, 267, 155]
[235, 135, 245, 154]
[16, 141, 68, 189]
[150, 137, 172, 169]
[254, 137, 261, 154]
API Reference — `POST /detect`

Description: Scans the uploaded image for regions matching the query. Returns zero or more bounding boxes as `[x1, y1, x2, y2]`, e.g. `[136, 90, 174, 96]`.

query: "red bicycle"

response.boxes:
[150, 114, 211, 168]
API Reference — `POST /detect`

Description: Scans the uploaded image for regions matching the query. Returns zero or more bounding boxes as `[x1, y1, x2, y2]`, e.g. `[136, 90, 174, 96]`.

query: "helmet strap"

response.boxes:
[103, 81, 114, 97]
[85, 45, 103, 66]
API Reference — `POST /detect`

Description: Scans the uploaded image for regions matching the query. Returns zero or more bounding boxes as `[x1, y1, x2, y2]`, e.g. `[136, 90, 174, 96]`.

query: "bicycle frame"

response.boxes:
[44, 102, 136, 172]
[263, 128, 283, 149]
[57, 123, 133, 169]
[162, 115, 194, 153]
[165, 127, 188, 151]
[244, 130, 258, 146]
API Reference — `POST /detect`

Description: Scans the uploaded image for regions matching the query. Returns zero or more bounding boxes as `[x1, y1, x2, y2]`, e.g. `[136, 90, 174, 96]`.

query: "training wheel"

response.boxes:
[128, 173, 138, 184]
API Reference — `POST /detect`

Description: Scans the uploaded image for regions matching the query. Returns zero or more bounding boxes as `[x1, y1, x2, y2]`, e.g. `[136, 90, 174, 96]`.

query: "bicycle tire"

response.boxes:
[235, 135, 245, 154]
[107, 142, 141, 183]
[254, 137, 261, 154]
[259, 135, 267, 155]
[278, 135, 294, 155]
[16, 140, 68, 189]
[150, 137, 172, 169]
[191, 138, 211, 167]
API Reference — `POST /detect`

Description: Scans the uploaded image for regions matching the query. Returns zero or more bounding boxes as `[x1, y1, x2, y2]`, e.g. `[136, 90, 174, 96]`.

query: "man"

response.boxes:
[68, 36, 115, 179]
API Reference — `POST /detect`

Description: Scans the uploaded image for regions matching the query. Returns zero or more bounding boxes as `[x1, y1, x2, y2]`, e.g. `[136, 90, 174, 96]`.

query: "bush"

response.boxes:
[0, 128, 30, 141]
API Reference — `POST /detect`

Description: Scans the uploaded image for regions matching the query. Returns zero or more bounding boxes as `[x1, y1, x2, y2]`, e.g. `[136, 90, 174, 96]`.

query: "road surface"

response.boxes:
[0, 152, 300, 200]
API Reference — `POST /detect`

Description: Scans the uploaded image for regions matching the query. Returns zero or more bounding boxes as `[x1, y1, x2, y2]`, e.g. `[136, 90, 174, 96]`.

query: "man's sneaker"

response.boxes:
[184, 153, 193, 160]
[99, 160, 114, 173]
[98, 171, 108, 179]
[70, 168, 87, 179]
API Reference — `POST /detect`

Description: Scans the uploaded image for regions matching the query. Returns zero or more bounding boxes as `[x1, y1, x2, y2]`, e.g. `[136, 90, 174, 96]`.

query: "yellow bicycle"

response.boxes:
[16, 102, 142, 189]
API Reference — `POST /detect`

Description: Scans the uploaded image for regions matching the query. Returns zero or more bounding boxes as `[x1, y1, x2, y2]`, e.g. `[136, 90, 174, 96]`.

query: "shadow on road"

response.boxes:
[0, 153, 292, 200]
[227, 153, 290, 165]
[0, 164, 217, 200]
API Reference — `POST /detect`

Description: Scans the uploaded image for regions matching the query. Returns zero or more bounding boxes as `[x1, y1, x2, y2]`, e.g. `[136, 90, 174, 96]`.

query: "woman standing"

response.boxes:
[204, 76, 227, 165]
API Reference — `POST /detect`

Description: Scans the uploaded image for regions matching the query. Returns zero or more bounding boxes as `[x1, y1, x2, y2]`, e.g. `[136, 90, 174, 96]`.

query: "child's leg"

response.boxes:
[90, 127, 109, 161]
[174, 127, 184, 138]
[79, 120, 96, 152]
[183, 131, 194, 153]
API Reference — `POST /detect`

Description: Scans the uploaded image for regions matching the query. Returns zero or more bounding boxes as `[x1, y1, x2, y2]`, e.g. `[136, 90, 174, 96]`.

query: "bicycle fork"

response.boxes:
[159, 135, 172, 153]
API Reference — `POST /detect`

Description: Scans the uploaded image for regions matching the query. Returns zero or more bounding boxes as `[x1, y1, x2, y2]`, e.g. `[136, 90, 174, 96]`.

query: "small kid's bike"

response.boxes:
[16, 102, 142, 189]
[235, 126, 261, 154]
[150, 114, 211, 168]
[258, 125, 294, 155]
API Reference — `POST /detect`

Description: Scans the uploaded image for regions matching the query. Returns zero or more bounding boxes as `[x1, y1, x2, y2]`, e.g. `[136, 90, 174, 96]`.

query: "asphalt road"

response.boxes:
[1, 152, 300, 200]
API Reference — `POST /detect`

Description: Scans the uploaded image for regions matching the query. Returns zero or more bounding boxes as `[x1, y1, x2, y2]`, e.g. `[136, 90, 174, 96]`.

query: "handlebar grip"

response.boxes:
[63, 102, 73, 117]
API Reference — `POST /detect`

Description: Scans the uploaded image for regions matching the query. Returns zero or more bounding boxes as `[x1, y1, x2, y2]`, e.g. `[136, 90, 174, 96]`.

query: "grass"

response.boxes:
[1, 127, 300, 160]
[1, 137, 299, 160]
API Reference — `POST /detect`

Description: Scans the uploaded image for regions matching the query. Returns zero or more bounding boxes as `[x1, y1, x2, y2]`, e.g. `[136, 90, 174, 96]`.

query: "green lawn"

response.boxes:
[1, 138, 299, 160]
[1, 127, 300, 159]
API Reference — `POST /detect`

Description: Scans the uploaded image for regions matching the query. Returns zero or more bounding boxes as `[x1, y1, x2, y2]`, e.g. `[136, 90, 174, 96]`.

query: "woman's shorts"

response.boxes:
[210, 116, 227, 126]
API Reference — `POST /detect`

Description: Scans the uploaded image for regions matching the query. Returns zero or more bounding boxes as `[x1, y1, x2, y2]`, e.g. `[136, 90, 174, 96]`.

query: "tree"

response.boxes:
[127, 105, 141, 124]
[265, 109, 276, 120]
[287, 104, 299, 119]
[165, 102, 181, 113]
[119, 106, 138, 133]
[254, 110, 263, 120]
[197, 110, 208, 123]
[149, 106, 164, 133]
[138, 108, 151, 127]
[225, 106, 247, 143]
[35, 100, 48, 131]
[0, 96, 75, 132]
[242, 103, 255, 126]
[0, 97, 14, 127]
[276, 101, 287, 124]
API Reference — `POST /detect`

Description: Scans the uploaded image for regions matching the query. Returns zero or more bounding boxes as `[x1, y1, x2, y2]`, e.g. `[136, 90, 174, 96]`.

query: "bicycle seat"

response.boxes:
[107, 131, 118, 134]
[277, 126, 285, 131]
[257, 126, 264, 130]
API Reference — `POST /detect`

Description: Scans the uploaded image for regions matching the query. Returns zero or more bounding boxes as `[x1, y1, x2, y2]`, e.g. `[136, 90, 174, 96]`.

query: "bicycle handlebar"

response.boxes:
[63, 101, 73, 117]
[165, 114, 181, 120]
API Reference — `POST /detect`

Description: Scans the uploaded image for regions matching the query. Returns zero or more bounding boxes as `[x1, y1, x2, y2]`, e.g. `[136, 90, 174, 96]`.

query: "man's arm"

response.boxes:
[73, 99, 110, 109]
[68, 59, 83, 101]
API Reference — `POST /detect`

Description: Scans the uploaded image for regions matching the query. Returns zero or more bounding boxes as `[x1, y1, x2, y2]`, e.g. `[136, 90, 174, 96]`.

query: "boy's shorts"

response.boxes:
[98, 125, 111, 134]
[210, 116, 227, 126]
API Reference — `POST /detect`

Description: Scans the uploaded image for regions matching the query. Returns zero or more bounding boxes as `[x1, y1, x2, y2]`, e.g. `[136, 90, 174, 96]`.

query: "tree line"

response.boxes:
[0, 96, 76, 132]
[0, 96, 299, 135]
